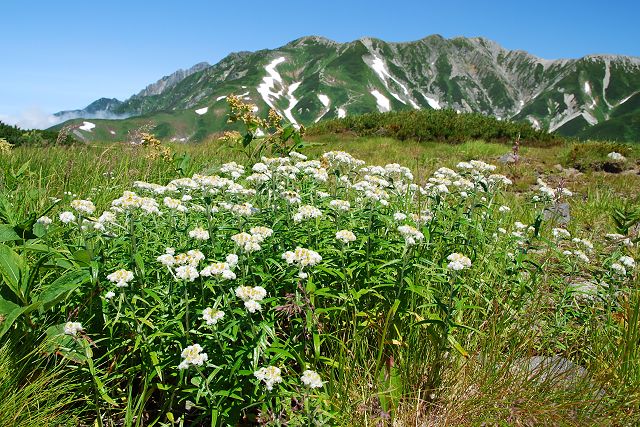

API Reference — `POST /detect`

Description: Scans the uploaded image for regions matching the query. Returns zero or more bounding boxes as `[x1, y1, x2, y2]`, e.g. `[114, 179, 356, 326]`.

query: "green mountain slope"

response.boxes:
[52, 35, 640, 142]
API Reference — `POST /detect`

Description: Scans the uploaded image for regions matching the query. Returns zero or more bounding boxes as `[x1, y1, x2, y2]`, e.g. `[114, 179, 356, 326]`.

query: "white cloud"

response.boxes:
[0, 107, 61, 130]
[0, 107, 130, 130]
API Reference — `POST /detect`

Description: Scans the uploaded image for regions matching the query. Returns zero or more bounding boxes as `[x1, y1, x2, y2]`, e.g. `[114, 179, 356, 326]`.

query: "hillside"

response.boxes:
[51, 35, 640, 142]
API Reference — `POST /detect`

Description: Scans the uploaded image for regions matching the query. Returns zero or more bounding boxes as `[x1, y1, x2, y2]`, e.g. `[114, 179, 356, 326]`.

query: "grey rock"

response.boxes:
[498, 153, 518, 164]
[543, 202, 571, 225]
[567, 280, 608, 303]
[513, 355, 587, 385]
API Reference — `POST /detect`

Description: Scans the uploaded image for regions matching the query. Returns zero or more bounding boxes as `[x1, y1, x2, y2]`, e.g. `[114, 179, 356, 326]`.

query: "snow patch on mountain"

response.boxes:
[371, 90, 391, 112]
[337, 107, 346, 118]
[618, 92, 638, 105]
[584, 81, 591, 94]
[283, 82, 301, 125]
[421, 93, 441, 110]
[315, 94, 331, 123]
[527, 116, 541, 130]
[195, 107, 208, 115]
[216, 95, 227, 101]
[257, 57, 286, 111]
[365, 54, 418, 109]
[602, 59, 613, 108]
[79, 121, 95, 132]
[317, 94, 330, 107]
[582, 111, 598, 125]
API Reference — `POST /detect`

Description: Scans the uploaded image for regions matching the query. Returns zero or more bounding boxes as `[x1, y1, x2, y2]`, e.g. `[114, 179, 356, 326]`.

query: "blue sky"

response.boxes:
[1, 0, 639, 128]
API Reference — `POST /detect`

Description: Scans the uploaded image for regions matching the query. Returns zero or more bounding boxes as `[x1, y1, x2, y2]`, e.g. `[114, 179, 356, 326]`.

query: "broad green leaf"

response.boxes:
[0, 224, 20, 242]
[0, 243, 25, 302]
[36, 269, 91, 310]
[0, 297, 32, 338]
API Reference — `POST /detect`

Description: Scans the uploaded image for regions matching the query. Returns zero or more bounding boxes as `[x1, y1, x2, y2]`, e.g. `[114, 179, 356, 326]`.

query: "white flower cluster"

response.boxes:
[611, 255, 636, 276]
[563, 250, 590, 264]
[220, 161, 245, 179]
[301, 369, 323, 388]
[281, 191, 301, 204]
[282, 247, 322, 268]
[164, 197, 188, 212]
[293, 205, 323, 223]
[37, 215, 53, 226]
[112, 191, 161, 215]
[336, 230, 357, 244]
[605, 233, 634, 248]
[202, 308, 225, 325]
[106, 269, 134, 288]
[254, 366, 283, 391]
[59, 211, 76, 224]
[178, 343, 208, 370]
[200, 262, 236, 280]
[397, 225, 424, 246]
[329, 199, 350, 211]
[235, 286, 267, 313]
[64, 321, 83, 336]
[552, 228, 571, 240]
[537, 178, 572, 200]
[189, 227, 210, 241]
[321, 151, 365, 170]
[232, 227, 272, 253]
[447, 253, 472, 271]
[70, 199, 96, 215]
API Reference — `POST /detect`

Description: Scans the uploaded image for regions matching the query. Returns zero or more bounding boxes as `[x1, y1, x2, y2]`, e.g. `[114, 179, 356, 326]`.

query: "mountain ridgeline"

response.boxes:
[53, 35, 640, 143]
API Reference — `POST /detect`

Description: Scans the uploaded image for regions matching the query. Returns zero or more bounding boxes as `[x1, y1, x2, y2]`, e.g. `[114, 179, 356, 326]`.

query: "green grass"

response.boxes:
[1, 134, 640, 426]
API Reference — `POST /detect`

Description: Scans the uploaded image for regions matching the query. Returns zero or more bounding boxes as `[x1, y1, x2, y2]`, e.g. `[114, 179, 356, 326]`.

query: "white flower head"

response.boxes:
[447, 253, 472, 271]
[202, 308, 225, 325]
[37, 216, 53, 226]
[282, 247, 322, 268]
[293, 205, 323, 223]
[244, 299, 262, 313]
[179, 344, 208, 369]
[64, 321, 83, 336]
[336, 230, 356, 244]
[226, 254, 239, 268]
[301, 369, 323, 388]
[70, 199, 96, 215]
[175, 265, 199, 282]
[611, 263, 627, 276]
[397, 225, 424, 246]
[59, 211, 76, 224]
[106, 269, 134, 288]
[254, 366, 283, 391]
[394, 212, 407, 221]
[607, 152, 626, 162]
[189, 227, 210, 241]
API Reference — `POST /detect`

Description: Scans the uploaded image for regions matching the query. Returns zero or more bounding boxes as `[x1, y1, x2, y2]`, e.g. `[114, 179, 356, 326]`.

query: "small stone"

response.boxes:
[498, 153, 518, 164]
[543, 202, 571, 225]
[513, 356, 587, 385]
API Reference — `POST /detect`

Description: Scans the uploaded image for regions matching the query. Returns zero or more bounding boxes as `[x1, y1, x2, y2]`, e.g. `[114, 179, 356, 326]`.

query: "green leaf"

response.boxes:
[0, 297, 32, 338]
[0, 243, 25, 302]
[36, 269, 91, 310]
[0, 224, 20, 242]
[448, 335, 469, 358]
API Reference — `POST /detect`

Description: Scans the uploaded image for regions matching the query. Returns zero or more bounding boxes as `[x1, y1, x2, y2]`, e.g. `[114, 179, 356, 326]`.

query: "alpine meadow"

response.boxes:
[1, 14, 640, 427]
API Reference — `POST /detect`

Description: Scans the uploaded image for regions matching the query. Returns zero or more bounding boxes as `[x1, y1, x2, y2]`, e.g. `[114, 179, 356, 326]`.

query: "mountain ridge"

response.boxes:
[52, 34, 640, 142]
